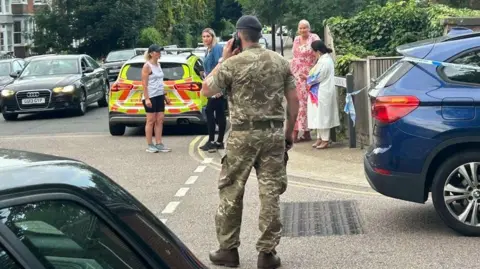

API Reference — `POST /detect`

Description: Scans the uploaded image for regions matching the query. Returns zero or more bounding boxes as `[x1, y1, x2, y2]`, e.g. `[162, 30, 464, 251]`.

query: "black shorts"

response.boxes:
[143, 95, 165, 113]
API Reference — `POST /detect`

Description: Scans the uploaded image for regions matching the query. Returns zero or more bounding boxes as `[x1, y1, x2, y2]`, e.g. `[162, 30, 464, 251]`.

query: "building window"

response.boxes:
[7, 24, 13, 52]
[14, 21, 21, 44]
[0, 32, 4, 51]
[5, 0, 10, 13]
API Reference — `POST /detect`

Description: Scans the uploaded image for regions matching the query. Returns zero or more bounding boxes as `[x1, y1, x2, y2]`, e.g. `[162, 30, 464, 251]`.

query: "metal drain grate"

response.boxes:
[280, 200, 364, 237]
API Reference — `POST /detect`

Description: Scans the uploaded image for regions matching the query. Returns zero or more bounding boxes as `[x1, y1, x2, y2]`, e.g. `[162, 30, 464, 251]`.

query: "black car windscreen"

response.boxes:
[106, 50, 135, 62]
[21, 59, 79, 77]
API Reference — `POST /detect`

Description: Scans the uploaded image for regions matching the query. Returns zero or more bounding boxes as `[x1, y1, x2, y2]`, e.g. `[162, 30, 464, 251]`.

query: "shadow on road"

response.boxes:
[125, 124, 208, 137]
[386, 204, 455, 236]
[11, 106, 103, 121]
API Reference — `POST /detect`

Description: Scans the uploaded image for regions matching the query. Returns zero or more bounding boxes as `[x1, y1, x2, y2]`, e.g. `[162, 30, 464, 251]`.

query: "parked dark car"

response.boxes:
[0, 148, 208, 269]
[0, 58, 26, 89]
[364, 30, 480, 236]
[103, 48, 147, 82]
[0, 54, 109, 121]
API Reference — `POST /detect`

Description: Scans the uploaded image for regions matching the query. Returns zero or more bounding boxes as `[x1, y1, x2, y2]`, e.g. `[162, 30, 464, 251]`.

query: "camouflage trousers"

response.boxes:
[215, 127, 287, 253]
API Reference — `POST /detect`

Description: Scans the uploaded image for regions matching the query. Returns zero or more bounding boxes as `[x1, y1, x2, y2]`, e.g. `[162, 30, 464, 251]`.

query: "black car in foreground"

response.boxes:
[0, 54, 109, 121]
[0, 148, 208, 269]
[103, 48, 147, 82]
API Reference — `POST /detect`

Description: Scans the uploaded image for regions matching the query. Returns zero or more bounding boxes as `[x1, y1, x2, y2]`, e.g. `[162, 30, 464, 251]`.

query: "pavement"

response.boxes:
[0, 62, 477, 268]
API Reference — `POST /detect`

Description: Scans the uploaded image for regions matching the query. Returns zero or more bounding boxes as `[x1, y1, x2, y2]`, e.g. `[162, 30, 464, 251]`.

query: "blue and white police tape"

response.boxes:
[402, 56, 480, 71]
[342, 56, 480, 125]
[343, 87, 366, 126]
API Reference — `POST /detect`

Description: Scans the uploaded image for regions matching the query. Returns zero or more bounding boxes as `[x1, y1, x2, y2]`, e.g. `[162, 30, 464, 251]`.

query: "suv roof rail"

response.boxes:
[163, 48, 195, 53]
[129, 54, 141, 60]
[442, 31, 480, 42]
[164, 48, 203, 59]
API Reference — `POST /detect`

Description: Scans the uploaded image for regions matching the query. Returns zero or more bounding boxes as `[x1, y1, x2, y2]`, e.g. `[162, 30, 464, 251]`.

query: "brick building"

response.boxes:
[0, 0, 50, 58]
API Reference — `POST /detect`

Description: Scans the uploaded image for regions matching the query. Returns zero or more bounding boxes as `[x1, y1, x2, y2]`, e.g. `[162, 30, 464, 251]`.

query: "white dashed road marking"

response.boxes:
[161, 137, 211, 223]
[174, 188, 190, 197]
[194, 165, 206, 173]
[185, 176, 198, 184]
[162, 201, 181, 214]
[202, 158, 213, 164]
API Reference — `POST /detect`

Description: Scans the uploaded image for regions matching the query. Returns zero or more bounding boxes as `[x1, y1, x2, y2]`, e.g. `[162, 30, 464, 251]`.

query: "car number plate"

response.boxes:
[109, 69, 121, 73]
[22, 98, 45, 105]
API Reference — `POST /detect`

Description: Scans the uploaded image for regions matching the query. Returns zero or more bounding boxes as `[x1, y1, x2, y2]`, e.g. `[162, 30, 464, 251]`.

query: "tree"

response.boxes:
[74, 0, 156, 57]
[31, 0, 79, 54]
[138, 27, 163, 47]
[33, 0, 156, 57]
[154, 0, 212, 47]
[428, 0, 480, 9]
[210, 0, 242, 34]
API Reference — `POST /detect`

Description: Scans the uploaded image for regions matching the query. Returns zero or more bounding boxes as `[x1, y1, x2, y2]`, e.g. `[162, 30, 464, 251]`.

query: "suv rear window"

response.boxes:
[122, 63, 186, 81]
[369, 60, 413, 92]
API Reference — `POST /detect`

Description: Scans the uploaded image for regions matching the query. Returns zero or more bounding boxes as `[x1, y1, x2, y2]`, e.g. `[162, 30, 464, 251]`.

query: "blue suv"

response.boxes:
[364, 30, 480, 236]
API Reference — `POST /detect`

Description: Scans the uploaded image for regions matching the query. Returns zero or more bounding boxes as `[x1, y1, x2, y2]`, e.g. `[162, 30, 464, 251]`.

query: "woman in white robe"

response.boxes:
[306, 40, 340, 149]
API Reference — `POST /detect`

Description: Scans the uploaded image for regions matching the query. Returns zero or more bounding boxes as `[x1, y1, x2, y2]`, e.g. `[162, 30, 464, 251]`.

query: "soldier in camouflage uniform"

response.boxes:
[201, 15, 299, 269]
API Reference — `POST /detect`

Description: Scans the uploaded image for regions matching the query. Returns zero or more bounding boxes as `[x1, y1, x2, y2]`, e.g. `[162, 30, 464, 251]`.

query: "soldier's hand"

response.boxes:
[285, 137, 293, 151]
[223, 39, 241, 60]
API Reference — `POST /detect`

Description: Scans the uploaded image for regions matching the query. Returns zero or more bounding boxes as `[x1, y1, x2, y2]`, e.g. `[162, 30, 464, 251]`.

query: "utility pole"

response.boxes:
[271, 24, 276, 52]
[279, 23, 284, 56]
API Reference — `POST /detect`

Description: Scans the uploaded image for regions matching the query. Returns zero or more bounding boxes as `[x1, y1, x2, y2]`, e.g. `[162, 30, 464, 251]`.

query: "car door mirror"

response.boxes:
[9, 71, 18, 78]
[83, 66, 94, 74]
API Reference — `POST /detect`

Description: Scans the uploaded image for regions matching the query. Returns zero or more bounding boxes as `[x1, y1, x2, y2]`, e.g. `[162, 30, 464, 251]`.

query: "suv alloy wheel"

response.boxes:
[432, 150, 480, 236]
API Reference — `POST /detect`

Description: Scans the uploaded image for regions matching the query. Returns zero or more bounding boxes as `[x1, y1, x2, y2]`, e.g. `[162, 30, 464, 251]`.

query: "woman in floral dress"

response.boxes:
[290, 19, 320, 143]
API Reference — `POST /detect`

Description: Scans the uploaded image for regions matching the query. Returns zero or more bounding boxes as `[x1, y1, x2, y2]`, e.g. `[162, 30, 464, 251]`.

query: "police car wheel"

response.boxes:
[109, 123, 125, 136]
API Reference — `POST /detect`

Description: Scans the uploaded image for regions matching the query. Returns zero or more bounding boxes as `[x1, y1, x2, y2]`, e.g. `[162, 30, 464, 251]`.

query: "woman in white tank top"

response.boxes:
[141, 44, 172, 153]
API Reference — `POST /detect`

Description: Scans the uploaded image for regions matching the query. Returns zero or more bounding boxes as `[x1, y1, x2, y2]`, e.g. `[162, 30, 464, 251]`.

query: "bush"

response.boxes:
[325, 0, 480, 75]
[219, 18, 236, 40]
[138, 27, 164, 47]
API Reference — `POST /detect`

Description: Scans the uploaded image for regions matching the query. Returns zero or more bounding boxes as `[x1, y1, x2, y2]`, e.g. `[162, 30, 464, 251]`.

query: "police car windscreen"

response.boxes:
[124, 63, 186, 81]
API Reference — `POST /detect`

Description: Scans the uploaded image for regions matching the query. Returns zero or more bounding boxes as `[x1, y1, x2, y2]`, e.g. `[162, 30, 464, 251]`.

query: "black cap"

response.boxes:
[236, 15, 262, 32]
[148, 44, 164, 53]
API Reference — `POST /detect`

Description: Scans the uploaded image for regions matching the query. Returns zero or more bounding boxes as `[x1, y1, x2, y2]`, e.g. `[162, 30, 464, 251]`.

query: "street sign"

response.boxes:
[334, 76, 347, 88]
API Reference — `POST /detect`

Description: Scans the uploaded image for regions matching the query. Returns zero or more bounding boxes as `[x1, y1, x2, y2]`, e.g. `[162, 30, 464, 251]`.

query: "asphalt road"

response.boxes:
[0, 104, 206, 137]
[0, 104, 476, 268]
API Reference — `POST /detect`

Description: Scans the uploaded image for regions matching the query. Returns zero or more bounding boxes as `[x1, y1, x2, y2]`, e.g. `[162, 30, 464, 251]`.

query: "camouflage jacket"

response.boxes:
[205, 44, 296, 125]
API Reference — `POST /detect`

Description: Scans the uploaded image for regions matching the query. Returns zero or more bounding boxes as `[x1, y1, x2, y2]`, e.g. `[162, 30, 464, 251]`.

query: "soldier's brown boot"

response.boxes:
[257, 251, 281, 269]
[209, 248, 240, 267]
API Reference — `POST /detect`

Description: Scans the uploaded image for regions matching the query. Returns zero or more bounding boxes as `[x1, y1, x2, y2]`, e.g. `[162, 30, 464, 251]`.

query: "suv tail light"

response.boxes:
[372, 96, 419, 124]
[110, 82, 133, 92]
[174, 82, 201, 91]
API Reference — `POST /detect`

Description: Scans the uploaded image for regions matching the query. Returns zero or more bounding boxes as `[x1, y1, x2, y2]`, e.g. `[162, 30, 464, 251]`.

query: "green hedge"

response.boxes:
[325, 0, 480, 75]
